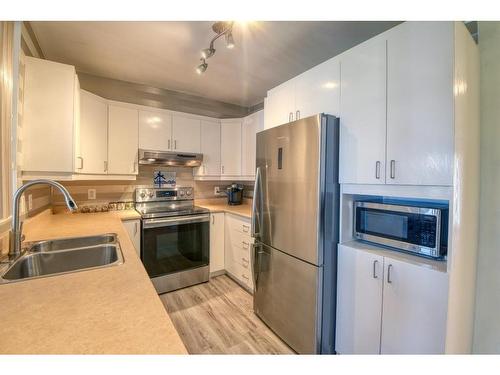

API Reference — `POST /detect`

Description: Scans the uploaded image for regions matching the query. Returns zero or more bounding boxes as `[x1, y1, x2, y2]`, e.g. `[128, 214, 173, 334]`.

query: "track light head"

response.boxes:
[201, 48, 215, 59]
[225, 32, 235, 49]
[196, 59, 208, 74]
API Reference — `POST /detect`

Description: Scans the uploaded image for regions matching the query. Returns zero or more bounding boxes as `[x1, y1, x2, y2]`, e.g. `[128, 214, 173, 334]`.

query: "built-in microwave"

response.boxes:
[354, 201, 448, 259]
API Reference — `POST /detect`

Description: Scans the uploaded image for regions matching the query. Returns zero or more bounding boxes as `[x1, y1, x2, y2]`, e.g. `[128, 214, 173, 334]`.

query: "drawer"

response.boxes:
[227, 214, 252, 236]
[233, 260, 253, 291]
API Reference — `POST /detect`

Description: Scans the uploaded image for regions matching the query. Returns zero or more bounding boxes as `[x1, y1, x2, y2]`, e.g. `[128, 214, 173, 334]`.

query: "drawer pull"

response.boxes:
[242, 274, 249, 280]
[242, 225, 250, 233]
[242, 241, 249, 249]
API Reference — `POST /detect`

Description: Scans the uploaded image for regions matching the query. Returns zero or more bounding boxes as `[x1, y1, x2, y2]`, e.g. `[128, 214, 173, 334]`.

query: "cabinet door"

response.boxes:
[23, 57, 77, 173]
[123, 219, 141, 257]
[209, 213, 225, 274]
[108, 104, 139, 175]
[195, 120, 221, 177]
[220, 120, 242, 176]
[294, 57, 340, 119]
[380, 257, 448, 354]
[386, 21, 454, 186]
[172, 115, 201, 153]
[139, 110, 172, 151]
[79, 90, 108, 174]
[339, 35, 387, 184]
[264, 80, 295, 129]
[241, 110, 264, 177]
[335, 244, 384, 354]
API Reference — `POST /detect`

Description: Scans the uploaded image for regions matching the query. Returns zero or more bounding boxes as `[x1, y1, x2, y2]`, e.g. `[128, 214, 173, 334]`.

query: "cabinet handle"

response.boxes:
[174, 140, 177, 150]
[242, 225, 250, 233]
[77, 156, 84, 170]
[168, 139, 171, 150]
[242, 241, 249, 249]
[242, 274, 249, 280]
[373, 260, 379, 279]
[212, 215, 215, 225]
[375, 161, 381, 179]
[133, 162, 138, 173]
[221, 165, 225, 174]
[296, 110, 300, 120]
[134, 222, 138, 235]
[242, 258, 249, 266]
[289, 112, 294, 122]
[390, 160, 396, 179]
[387, 264, 393, 284]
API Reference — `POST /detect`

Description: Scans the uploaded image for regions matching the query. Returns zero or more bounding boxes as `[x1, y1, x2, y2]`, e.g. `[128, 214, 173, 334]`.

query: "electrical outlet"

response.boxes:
[214, 186, 221, 195]
[28, 194, 33, 211]
[88, 189, 96, 200]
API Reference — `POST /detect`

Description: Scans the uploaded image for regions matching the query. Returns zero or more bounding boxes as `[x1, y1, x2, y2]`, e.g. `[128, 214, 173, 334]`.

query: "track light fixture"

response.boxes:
[196, 59, 208, 75]
[195, 21, 235, 74]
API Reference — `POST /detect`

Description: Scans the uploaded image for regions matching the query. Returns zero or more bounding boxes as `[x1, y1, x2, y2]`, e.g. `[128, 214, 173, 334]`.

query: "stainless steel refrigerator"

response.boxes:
[251, 114, 339, 354]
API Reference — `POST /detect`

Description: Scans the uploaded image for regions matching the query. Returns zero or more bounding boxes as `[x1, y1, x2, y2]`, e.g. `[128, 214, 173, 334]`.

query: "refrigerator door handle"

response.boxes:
[251, 242, 262, 291]
[251, 166, 262, 239]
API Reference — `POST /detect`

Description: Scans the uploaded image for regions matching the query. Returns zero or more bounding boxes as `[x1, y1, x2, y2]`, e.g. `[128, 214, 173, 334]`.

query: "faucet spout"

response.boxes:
[9, 179, 78, 259]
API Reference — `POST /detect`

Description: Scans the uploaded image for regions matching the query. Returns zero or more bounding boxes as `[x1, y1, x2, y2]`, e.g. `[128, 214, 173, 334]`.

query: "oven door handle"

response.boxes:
[143, 214, 210, 228]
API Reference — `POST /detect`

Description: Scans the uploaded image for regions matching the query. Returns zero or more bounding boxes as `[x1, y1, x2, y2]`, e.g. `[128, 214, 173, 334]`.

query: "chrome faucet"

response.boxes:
[9, 179, 78, 259]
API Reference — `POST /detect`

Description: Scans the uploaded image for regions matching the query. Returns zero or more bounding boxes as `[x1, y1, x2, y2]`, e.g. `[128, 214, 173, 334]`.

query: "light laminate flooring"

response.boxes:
[160, 275, 295, 354]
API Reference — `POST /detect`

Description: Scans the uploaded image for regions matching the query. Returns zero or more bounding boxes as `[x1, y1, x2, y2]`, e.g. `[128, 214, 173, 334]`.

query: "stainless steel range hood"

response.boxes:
[138, 149, 203, 167]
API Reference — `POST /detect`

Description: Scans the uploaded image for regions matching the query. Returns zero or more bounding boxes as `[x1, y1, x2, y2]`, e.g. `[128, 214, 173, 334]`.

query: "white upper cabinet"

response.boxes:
[264, 79, 295, 129]
[220, 119, 242, 176]
[108, 104, 139, 175]
[80, 90, 108, 174]
[339, 35, 387, 184]
[23, 57, 80, 173]
[172, 115, 201, 153]
[139, 110, 172, 151]
[264, 57, 341, 130]
[380, 257, 448, 354]
[196, 120, 221, 177]
[294, 56, 340, 119]
[386, 22, 454, 186]
[241, 110, 264, 178]
[336, 244, 384, 354]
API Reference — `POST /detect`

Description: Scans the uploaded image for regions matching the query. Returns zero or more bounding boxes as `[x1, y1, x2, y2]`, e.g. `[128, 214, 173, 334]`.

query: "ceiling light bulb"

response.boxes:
[225, 32, 235, 49]
[196, 60, 208, 74]
[201, 48, 215, 59]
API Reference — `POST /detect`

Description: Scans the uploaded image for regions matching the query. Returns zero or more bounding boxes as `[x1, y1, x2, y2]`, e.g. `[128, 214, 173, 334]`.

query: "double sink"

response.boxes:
[0, 234, 124, 283]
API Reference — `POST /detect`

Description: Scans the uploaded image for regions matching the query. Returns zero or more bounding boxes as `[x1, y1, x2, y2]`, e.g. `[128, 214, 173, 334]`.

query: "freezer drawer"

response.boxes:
[253, 241, 321, 354]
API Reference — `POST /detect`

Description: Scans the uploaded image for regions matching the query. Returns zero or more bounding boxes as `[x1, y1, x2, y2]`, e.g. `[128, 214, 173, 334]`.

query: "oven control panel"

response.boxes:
[135, 187, 193, 202]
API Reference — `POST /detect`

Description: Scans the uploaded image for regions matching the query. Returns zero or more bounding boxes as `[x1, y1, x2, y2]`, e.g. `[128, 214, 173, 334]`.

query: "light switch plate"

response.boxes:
[88, 189, 96, 200]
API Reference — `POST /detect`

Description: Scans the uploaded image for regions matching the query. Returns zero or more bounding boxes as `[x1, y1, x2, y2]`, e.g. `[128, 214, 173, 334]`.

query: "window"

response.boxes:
[0, 21, 15, 252]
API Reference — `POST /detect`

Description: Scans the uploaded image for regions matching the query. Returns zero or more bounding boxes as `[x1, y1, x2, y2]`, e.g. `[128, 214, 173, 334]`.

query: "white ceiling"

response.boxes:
[30, 21, 400, 107]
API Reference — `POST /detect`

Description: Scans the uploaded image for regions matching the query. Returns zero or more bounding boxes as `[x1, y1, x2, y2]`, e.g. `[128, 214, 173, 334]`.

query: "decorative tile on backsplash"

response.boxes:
[51, 165, 254, 206]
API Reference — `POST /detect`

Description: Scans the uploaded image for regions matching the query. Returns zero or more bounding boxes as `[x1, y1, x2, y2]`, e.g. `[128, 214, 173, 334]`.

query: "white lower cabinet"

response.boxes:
[336, 243, 448, 354]
[380, 257, 448, 354]
[336, 244, 384, 354]
[209, 212, 225, 274]
[122, 219, 141, 257]
[224, 213, 254, 292]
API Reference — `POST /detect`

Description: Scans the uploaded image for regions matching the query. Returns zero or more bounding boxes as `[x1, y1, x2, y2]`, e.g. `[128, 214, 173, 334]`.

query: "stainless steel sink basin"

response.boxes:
[0, 234, 123, 283]
[29, 233, 117, 252]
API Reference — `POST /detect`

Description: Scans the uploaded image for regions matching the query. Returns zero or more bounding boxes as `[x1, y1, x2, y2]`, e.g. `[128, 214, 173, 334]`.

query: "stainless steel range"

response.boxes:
[135, 187, 210, 294]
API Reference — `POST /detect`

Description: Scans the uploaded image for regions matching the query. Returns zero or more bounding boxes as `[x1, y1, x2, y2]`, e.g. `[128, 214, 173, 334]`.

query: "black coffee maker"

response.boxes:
[226, 183, 243, 205]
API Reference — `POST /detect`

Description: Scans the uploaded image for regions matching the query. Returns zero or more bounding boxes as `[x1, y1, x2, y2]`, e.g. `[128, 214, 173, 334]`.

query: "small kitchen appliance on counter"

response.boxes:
[226, 183, 243, 205]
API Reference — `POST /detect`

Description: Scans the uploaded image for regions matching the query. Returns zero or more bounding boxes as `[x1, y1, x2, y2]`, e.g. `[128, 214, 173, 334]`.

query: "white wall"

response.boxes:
[473, 21, 500, 354]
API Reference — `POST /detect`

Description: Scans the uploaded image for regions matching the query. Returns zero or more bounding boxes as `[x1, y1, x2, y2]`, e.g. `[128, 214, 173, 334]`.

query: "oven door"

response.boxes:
[354, 202, 441, 257]
[141, 214, 210, 278]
